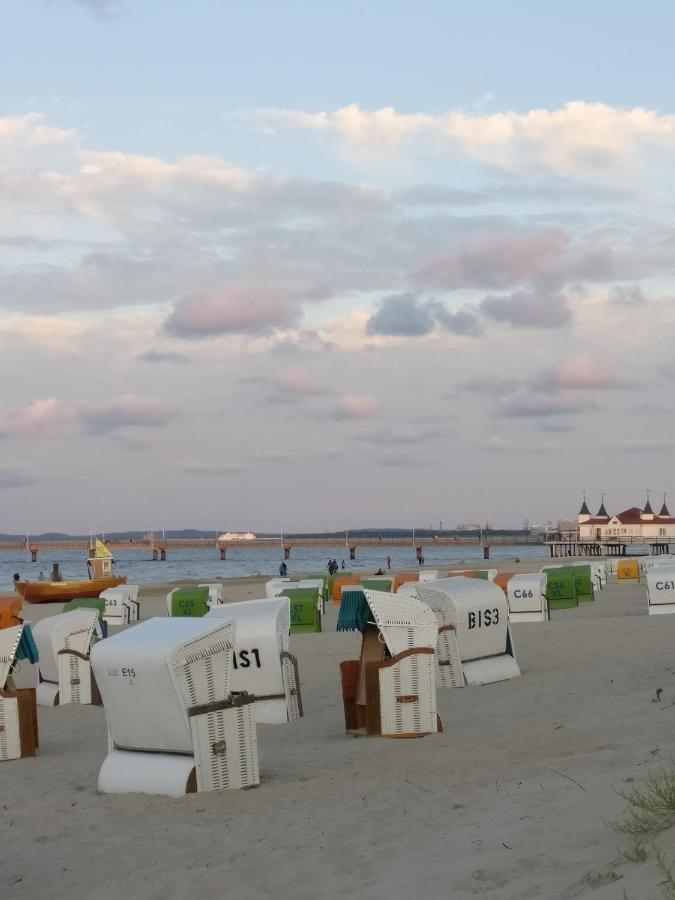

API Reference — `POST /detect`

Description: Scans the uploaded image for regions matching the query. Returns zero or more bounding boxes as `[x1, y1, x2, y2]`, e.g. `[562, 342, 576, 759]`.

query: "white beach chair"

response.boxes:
[266, 578, 290, 599]
[100, 585, 140, 626]
[417, 577, 520, 688]
[92, 617, 259, 797]
[418, 569, 439, 582]
[32, 610, 101, 707]
[506, 574, 549, 623]
[338, 589, 440, 738]
[206, 597, 302, 723]
[199, 583, 225, 608]
[646, 566, 675, 615]
[0, 624, 39, 760]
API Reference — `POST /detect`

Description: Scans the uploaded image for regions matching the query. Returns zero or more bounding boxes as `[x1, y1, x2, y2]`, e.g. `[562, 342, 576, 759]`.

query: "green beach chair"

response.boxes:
[359, 577, 393, 593]
[281, 587, 321, 633]
[571, 566, 594, 602]
[542, 568, 579, 610]
[168, 587, 210, 618]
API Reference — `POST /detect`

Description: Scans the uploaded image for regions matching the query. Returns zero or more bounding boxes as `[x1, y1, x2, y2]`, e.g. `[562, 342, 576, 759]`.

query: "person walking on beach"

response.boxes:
[279, 561, 287, 576]
[386, 556, 391, 570]
[341, 559, 345, 570]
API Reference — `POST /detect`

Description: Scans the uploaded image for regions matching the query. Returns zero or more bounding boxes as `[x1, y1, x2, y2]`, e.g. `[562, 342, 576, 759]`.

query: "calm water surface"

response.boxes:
[0, 543, 560, 592]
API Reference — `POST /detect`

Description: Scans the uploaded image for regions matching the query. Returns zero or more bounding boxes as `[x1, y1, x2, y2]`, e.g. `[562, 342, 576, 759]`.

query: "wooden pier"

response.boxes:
[547, 539, 671, 558]
[0, 534, 542, 561]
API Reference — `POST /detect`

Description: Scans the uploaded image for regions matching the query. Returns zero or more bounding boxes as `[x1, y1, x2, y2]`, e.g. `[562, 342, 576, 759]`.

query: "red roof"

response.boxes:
[582, 506, 675, 525]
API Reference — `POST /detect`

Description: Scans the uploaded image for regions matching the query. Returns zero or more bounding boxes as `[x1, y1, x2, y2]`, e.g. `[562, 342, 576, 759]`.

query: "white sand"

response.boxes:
[3, 566, 675, 899]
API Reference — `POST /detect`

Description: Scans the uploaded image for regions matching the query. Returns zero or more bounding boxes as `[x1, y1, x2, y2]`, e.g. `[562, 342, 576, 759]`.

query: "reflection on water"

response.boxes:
[0, 543, 553, 592]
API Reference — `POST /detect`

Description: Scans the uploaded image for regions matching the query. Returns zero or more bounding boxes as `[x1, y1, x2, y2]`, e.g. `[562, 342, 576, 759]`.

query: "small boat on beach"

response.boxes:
[14, 539, 127, 604]
[15, 576, 127, 604]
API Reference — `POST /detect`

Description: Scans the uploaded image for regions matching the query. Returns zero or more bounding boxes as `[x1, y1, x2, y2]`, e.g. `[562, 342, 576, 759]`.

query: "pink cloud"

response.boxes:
[416, 229, 569, 290]
[0, 398, 77, 438]
[334, 394, 380, 420]
[165, 288, 299, 337]
[538, 357, 635, 391]
[275, 367, 329, 398]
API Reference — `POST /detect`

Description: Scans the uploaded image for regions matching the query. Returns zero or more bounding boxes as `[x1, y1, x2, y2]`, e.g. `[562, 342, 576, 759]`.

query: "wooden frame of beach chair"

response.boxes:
[393, 572, 419, 592]
[338, 589, 441, 738]
[0, 596, 23, 630]
[92, 618, 259, 796]
[206, 597, 303, 724]
[417, 577, 520, 688]
[646, 567, 675, 615]
[506, 574, 549, 623]
[0, 624, 39, 761]
[33, 610, 101, 707]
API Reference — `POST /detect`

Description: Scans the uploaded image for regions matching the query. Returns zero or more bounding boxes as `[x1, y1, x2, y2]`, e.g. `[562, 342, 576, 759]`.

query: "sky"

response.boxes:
[1, 0, 675, 533]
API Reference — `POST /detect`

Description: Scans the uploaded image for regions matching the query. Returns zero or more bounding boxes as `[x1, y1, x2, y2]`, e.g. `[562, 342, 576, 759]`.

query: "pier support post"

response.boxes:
[30, 549, 37, 563]
[220, 547, 226, 560]
[152, 548, 158, 561]
[160, 548, 166, 561]
[349, 546, 356, 560]
[483, 544, 490, 560]
[284, 546, 291, 560]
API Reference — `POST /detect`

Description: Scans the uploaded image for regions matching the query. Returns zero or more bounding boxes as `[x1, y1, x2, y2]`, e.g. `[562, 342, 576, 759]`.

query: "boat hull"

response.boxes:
[15, 576, 127, 604]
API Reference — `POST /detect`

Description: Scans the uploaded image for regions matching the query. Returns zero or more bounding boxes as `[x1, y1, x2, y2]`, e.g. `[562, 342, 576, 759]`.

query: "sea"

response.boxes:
[0, 543, 553, 593]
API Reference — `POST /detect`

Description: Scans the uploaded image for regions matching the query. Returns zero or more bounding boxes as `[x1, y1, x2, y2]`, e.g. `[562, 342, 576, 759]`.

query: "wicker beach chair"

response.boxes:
[417, 577, 520, 688]
[199, 583, 225, 608]
[166, 586, 210, 617]
[0, 624, 39, 760]
[647, 566, 675, 615]
[207, 597, 303, 724]
[337, 589, 440, 738]
[265, 577, 290, 599]
[32, 609, 101, 707]
[100, 586, 130, 626]
[506, 574, 549, 623]
[92, 617, 259, 796]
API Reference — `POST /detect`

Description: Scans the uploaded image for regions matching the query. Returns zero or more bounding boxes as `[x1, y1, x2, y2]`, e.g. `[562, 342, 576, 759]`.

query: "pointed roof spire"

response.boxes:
[579, 490, 590, 516]
[660, 492, 670, 517]
[644, 489, 653, 515]
[597, 492, 608, 518]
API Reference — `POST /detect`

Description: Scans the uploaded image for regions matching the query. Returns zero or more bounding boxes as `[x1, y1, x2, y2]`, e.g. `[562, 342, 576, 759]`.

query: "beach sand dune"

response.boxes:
[2, 572, 674, 899]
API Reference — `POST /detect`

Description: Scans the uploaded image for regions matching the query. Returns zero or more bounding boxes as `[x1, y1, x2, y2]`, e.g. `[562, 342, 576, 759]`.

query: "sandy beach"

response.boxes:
[3, 562, 675, 899]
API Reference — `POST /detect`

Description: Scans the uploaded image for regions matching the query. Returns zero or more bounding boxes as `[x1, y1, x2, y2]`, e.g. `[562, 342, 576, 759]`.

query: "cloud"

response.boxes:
[366, 292, 481, 337]
[535, 357, 636, 391]
[334, 394, 380, 420]
[0, 113, 74, 150]
[499, 395, 597, 418]
[376, 452, 432, 467]
[251, 101, 675, 175]
[79, 396, 176, 435]
[136, 349, 190, 366]
[180, 461, 246, 475]
[0, 467, 39, 488]
[613, 438, 675, 453]
[480, 289, 572, 328]
[352, 425, 448, 446]
[0, 398, 77, 438]
[479, 435, 552, 454]
[274, 367, 330, 398]
[610, 284, 646, 305]
[417, 229, 570, 292]
[460, 376, 521, 396]
[165, 288, 300, 338]
[366, 293, 436, 336]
